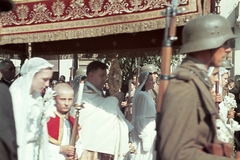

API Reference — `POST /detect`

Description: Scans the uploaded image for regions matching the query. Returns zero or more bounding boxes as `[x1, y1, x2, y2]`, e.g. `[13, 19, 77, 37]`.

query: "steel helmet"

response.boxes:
[180, 14, 237, 54]
[76, 67, 86, 76]
[222, 60, 234, 69]
[141, 64, 159, 73]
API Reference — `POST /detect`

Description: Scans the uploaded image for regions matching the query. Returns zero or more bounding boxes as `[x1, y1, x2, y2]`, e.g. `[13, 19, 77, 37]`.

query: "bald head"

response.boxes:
[54, 83, 74, 96]
[54, 83, 74, 114]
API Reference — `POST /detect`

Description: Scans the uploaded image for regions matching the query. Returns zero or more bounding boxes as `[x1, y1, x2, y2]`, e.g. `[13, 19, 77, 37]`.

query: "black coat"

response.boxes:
[0, 78, 12, 88]
[0, 83, 17, 160]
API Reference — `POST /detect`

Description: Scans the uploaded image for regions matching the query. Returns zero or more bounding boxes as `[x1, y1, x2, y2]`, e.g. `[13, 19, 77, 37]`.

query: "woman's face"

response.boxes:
[209, 67, 219, 85]
[221, 73, 229, 87]
[145, 75, 154, 91]
[31, 68, 53, 93]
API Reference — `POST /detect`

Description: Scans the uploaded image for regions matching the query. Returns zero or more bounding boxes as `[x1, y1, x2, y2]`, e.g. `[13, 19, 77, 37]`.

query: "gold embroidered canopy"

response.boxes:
[0, 0, 205, 45]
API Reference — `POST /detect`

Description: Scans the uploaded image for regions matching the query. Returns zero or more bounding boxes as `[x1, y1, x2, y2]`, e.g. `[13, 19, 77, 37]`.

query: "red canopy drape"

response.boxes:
[0, 0, 204, 45]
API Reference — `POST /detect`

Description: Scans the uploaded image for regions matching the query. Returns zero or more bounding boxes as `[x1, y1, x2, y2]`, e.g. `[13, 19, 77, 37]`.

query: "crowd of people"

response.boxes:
[1, 1, 240, 160]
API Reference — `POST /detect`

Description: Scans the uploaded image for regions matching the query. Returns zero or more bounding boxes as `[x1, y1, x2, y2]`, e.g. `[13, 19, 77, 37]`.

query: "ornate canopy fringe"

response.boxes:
[0, 0, 203, 45]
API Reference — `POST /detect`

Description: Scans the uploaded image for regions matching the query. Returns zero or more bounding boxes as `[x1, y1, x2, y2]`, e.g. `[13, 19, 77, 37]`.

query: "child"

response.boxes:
[47, 83, 82, 160]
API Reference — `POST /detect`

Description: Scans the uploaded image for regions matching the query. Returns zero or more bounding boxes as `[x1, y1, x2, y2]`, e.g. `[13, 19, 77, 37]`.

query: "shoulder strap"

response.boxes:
[191, 74, 219, 143]
[174, 66, 218, 143]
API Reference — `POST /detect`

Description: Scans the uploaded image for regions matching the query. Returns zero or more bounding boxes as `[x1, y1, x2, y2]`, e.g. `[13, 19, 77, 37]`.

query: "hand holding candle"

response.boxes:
[76, 81, 84, 104]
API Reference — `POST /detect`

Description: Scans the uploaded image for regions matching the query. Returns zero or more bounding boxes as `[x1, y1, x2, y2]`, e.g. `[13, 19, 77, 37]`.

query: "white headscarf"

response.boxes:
[10, 57, 53, 160]
[208, 66, 214, 77]
[219, 67, 229, 95]
[132, 71, 150, 123]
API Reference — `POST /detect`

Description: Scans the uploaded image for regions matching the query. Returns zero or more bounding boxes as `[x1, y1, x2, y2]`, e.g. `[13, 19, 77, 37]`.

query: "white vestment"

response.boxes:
[131, 91, 156, 160]
[79, 81, 131, 160]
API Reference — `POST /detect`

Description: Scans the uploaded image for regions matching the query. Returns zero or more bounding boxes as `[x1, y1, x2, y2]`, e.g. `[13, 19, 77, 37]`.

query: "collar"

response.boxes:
[55, 111, 69, 119]
[85, 81, 103, 96]
[185, 56, 208, 72]
[1, 77, 12, 84]
[180, 57, 212, 89]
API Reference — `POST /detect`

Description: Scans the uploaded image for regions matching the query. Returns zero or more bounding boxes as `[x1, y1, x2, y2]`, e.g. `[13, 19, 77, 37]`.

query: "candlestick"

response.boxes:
[76, 81, 84, 104]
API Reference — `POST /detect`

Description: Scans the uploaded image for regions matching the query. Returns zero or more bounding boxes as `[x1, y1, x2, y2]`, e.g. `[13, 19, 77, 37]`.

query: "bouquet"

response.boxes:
[42, 87, 56, 123]
[223, 96, 237, 110]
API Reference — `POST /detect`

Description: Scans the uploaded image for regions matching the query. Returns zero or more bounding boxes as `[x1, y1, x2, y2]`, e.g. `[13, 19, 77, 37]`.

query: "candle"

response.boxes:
[76, 81, 84, 104]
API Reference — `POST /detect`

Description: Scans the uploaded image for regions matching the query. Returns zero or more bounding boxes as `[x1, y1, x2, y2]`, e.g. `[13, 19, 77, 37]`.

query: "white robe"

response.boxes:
[49, 118, 83, 160]
[131, 91, 156, 160]
[9, 57, 55, 160]
[216, 96, 240, 143]
[10, 91, 50, 160]
[79, 81, 132, 160]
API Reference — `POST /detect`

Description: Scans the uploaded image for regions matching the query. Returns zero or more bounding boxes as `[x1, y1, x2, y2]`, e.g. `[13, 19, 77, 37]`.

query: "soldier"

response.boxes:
[141, 64, 160, 106]
[157, 14, 237, 160]
[0, 1, 18, 160]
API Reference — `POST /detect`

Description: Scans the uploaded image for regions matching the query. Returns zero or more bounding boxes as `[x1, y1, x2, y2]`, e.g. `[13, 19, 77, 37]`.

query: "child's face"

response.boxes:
[54, 92, 74, 114]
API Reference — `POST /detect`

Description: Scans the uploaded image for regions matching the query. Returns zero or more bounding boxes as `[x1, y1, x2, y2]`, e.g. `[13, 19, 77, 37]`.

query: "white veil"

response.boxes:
[10, 57, 53, 160]
[219, 67, 229, 95]
[132, 71, 150, 123]
[208, 66, 214, 77]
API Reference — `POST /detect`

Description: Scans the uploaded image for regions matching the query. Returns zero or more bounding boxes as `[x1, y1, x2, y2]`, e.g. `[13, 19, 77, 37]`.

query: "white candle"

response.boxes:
[76, 81, 84, 104]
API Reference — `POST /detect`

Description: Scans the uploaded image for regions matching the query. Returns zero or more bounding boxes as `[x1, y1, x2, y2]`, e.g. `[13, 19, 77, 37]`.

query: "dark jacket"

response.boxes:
[0, 78, 12, 88]
[0, 83, 18, 160]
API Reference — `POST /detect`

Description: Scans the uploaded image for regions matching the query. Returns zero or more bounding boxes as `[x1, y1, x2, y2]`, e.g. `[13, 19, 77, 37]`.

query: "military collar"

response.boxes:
[180, 58, 212, 89]
[184, 56, 208, 72]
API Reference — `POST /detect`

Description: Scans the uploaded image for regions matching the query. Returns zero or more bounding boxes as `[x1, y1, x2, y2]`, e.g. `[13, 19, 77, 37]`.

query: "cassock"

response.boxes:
[47, 111, 82, 160]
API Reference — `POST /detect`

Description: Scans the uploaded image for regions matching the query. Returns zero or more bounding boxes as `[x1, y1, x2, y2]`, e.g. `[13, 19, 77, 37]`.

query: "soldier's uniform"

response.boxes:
[157, 14, 237, 160]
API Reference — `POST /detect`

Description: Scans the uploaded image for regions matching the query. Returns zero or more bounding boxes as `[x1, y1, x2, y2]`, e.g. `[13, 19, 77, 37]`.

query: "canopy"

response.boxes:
[0, 0, 210, 57]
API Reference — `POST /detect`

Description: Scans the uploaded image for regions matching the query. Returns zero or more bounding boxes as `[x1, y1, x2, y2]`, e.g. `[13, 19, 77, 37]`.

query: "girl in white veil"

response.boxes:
[131, 71, 156, 160]
[10, 57, 55, 160]
[208, 67, 240, 147]
[219, 67, 229, 97]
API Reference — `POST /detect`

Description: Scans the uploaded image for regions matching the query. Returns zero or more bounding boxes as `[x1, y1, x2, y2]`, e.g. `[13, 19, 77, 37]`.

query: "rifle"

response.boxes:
[156, 0, 179, 113]
[156, 0, 180, 158]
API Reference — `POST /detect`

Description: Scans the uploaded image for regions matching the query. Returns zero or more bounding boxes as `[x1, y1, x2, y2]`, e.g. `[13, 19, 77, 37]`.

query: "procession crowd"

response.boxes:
[1, 1, 240, 160]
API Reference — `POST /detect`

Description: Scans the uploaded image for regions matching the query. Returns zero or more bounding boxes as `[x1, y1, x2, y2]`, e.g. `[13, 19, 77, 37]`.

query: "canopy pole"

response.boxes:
[28, 43, 32, 59]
